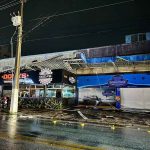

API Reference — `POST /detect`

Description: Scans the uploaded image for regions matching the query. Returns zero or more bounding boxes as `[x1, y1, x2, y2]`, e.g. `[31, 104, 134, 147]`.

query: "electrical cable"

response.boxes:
[0, 0, 19, 11]
[18, 0, 136, 41]
[0, 0, 135, 30]
[23, 12, 57, 39]
[0, 25, 12, 30]
[0, 0, 17, 8]
[0, 0, 137, 46]
[0, 0, 9, 5]
[0, 22, 149, 46]
[31, 0, 135, 21]
[10, 27, 17, 58]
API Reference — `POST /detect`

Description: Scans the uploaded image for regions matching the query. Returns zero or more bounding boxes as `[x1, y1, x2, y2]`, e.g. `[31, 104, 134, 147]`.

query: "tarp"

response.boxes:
[85, 54, 150, 64]
[77, 73, 150, 88]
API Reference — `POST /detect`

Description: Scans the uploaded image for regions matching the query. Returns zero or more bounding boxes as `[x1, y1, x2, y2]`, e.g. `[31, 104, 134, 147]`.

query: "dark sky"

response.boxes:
[0, 0, 150, 56]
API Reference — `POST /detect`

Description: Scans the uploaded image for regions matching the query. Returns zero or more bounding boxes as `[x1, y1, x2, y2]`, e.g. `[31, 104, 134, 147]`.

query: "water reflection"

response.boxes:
[8, 115, 17, 138]
[0, 115, 149, 150]
[2, 115, 6, 121]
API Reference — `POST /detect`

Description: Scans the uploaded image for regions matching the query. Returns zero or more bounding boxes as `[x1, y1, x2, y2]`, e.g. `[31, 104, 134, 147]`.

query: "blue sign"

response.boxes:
[77, 73, 150, 88]
[108, 75, 128, 87]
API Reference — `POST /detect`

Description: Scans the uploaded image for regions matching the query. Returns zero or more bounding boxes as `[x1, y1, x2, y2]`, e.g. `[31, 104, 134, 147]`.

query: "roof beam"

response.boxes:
[76, 63, 150, 74]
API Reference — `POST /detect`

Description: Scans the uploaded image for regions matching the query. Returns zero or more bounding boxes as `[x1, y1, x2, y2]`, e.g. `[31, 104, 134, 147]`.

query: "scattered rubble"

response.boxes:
[17, 108, 150, 128]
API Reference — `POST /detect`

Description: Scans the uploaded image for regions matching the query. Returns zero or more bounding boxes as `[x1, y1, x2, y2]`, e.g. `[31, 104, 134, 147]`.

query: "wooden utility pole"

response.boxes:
[10, 0, 24, 114]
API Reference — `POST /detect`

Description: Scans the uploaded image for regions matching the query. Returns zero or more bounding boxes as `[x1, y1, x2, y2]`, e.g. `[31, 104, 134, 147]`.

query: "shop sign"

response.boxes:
[108, 75, 128, 87]
[1, 73, 29, 80]
[39, 68, 53, 85]
[69, 77, 75, 84]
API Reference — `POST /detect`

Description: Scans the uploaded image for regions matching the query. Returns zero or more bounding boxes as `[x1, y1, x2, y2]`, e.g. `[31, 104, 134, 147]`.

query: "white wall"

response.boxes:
[78, 88, 115, 103]
[121, 88, 150, 110]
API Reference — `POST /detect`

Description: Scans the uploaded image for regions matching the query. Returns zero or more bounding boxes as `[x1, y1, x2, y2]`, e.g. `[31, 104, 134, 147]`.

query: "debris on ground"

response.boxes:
[13, 108, 150, 128]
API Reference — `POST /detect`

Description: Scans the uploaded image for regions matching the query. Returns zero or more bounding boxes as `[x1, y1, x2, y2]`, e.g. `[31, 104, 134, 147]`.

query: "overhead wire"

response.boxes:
[10, 27, 17, 58]
[0, 24, 12, 30]
[30, 0, 135, 21]
[0, 0, 19, 11]
[23, 12, 57, 39]
[0, 0, 9, 5]
[0, 0, 17, 7]
[22, 0, 135, 42]
[0, 0, 135, 45]
[0, 0, 135, 31]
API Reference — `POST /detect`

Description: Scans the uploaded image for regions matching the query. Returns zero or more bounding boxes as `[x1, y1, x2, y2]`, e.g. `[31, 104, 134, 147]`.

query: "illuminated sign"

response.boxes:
[1, 73, 29, 80]
[69, 77, 75, 84]
[39, 68, 53, 85]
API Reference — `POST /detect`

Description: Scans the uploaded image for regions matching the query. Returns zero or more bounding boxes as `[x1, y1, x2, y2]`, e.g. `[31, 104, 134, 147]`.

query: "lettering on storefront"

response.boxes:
[108, 75, 128, 87]
[1, 73, 29, 80]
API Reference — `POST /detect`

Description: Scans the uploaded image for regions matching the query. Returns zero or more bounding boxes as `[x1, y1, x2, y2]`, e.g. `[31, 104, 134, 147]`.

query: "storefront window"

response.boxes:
[62, 86, 75, 98]
[46, 89, 56, 97]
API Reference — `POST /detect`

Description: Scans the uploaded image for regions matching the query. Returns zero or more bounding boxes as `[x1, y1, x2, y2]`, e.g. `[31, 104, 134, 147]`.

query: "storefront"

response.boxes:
[0, 69, 76, 105]
[77, 73, 150, 110]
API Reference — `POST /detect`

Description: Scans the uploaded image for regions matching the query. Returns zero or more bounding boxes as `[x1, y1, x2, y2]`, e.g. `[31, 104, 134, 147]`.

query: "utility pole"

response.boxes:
[10, 0, 24, 114]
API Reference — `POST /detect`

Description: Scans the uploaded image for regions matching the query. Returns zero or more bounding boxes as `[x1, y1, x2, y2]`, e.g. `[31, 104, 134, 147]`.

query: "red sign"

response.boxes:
[1, 73, 29, 80]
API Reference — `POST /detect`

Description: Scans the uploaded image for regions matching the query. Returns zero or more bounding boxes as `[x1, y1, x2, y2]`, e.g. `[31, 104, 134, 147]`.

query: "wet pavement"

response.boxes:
[0, 114, 150, 150]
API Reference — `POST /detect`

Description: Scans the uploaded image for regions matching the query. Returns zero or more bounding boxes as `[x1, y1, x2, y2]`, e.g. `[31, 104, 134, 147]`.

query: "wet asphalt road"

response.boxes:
[0, 114, 150, 150]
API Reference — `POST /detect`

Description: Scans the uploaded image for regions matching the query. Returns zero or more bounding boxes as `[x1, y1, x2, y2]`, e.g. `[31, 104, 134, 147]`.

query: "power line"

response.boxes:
[22, 0, 135, 39]
[31, 0, 135, 21]
[22, 27, 124, 43]
[24, 32, 91, 42]
[0, 0, 17, 8]
[0, 0, 19, 11]
[23, 12, 57, 38]
[0, 0, 135, 30]
[0, 43, 9, 46]
[0, 24, 12, 30]
[0, 0, 137, 47]
[0, 2, 19, 11]
[0, 0, 9, 5]
[0, 27, 115, 46]
[1, 20, 150, 46]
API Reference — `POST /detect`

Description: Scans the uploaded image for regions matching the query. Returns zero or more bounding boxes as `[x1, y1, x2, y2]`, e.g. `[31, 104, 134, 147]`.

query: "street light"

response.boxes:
[10, 0, 24, 114]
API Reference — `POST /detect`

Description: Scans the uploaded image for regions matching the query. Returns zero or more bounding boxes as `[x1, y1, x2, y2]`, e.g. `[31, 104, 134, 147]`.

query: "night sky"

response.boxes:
[0, 0, 150, 56]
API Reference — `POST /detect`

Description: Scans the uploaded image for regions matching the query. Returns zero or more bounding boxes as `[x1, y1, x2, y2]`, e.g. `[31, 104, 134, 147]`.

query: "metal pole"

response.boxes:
[10, 0, 24, 114]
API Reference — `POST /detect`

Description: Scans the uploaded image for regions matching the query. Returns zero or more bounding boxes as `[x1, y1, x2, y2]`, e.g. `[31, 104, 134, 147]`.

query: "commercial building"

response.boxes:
[0, 32, 150, 110]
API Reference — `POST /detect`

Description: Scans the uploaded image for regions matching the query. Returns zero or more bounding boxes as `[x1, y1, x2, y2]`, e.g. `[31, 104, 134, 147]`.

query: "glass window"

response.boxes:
[126, 33, 147, 44]
[139, 33, 146, 41]
[131, 34, 138, 43]
[39, 90, 44, 97]
[62, 86, 75, 98]
[46, 89, 56, 97]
